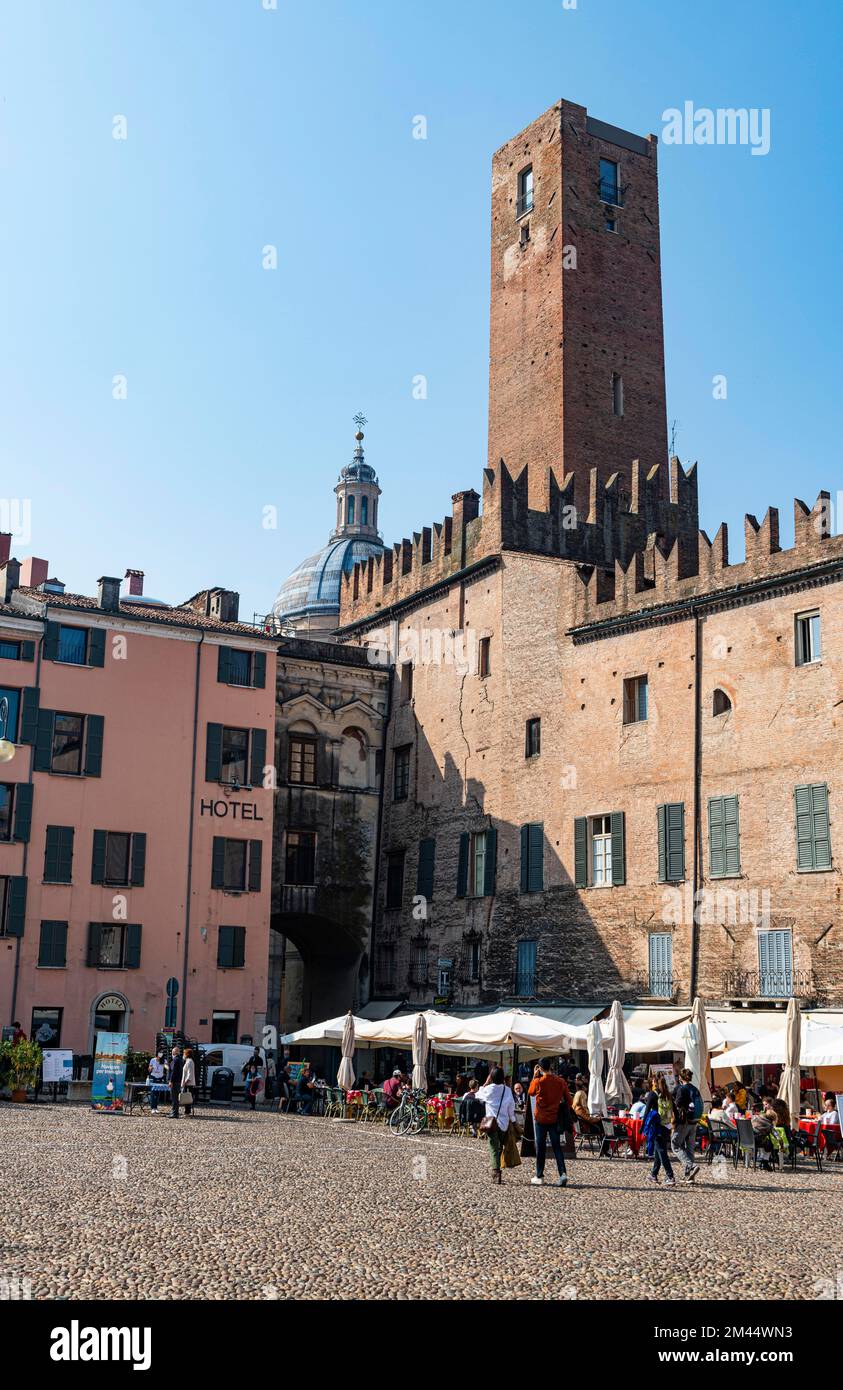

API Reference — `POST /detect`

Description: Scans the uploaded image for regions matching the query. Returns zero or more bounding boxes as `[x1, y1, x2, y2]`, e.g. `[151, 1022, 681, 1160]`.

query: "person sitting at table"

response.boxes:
[294, 1063, 316, 1116]
[749, 1103, 777, 1166]
[513, 1081, 527, 1119]
[453, 1072, 469, 1098]
[382, 1070, 404, 1109]
[629, 1093, 647, 1120]
[819, 1097, 840, 1127]
[766, 1096, 790, 1130]
[571, 1082, 602, 1134]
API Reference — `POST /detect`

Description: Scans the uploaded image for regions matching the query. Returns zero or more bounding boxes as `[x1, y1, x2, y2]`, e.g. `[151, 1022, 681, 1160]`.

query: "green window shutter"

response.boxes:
[12, 783, 33, 843]
[416, 837, 436, 900]
[38, 920, 67, 968]
[610, 811, 625, 886]
[21, 640, 35, 662]
[33, 708, 54, 770]
[84, 715, 104, 777]
[249, 728, 267, 787]
[21, 687, 41, 746]
[520, 824, 530, 893]
[211, 837, 226, 888]
[45, 826, 74, 883]
[484, 826, 498, 895]
[86, 922, 102, 967]
[218, 926, 233, 967]
[708, 797, 725, 877]
[124, 923, 142, 968]
[248, 839, 262, 892]
[88, 628, 106, 667]
[456, 832, 469, 898]
[91, 830, 107, 884]
[130, 832, 147, 886]
[217, 646, 231, 683]
[253, 651, 266, 689]
[528, 823, 543, 892]
[7, 876, 27, 936]
[795, 783, 831, 871]
[574, 817, 588, 888]
[44, 621, 60, 661]
[659, 803, 685, 882]
[233, 926, 245, 967]
[723, 795, 740, 875]
[205, 723, 223, 782]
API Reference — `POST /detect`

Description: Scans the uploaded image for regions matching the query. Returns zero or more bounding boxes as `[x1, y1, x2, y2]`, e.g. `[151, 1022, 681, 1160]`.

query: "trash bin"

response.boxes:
[210, 1067, 234, 1103]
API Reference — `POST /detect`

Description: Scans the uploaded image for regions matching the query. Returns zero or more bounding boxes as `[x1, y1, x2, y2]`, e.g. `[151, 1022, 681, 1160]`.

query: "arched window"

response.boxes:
[339, 725, 368, 788]
[712, 688, 732, 716]
[361, 496, 368, 525]
[347, 495, 355, 525]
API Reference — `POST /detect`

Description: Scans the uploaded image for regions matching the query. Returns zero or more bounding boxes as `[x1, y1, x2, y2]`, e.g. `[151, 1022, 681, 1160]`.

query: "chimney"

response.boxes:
[209, 588, 240, 623]
[20, 557, 49, 589]
[124, 568, 144, 596]
[97, 576, 121, 613]
[0, 534, 11, 566]
[1, 560, 20, 604]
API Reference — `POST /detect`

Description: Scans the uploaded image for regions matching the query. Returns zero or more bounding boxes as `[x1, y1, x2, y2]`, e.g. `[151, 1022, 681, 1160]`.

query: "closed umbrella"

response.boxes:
[777, 997, 801, 1126]
[337, 1011, 356, 1091]
[684, 996, 712, 1103]
[605, 1000, 632, 1107]
[412, 1012, 428, 1093]
[586, 1019, 607, 1117]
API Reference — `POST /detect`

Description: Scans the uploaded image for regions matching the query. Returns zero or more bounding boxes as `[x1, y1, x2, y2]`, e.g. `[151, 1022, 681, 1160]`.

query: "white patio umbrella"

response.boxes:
[337, 1012, 356, 1091]
[412, 1013, 428, 1092]
[777, 997, 801, 1125]
[586, 1019, 608, 1117]
[683, 996, 712, 1102]
[604, 1000, 632, 1106]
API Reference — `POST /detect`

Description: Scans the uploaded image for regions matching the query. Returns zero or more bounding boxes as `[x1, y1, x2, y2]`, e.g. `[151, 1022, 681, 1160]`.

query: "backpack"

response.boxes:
[676, 1083, 703, 1124]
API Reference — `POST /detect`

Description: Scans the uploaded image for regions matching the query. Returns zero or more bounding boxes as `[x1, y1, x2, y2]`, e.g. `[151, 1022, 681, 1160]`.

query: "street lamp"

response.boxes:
[0, 697, 15, 763]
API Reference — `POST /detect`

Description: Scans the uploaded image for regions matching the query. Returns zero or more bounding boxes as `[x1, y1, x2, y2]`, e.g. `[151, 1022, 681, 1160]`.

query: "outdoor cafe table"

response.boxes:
[612, 1115, 644, 1156]
[799, 1119, 842, 1152]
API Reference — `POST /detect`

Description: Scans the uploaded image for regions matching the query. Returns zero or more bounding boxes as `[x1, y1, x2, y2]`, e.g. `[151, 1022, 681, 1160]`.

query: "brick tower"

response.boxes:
[487, 98, 668, 515]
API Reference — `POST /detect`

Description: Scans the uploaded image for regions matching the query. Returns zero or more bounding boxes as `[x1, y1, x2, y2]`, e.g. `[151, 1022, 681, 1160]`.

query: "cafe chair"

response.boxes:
[705, 1119, 737, 1163]
[598, 1118, 627, 1158]
[820, 1127, 843, 1163]
[789, 1126, 822, 1172]
[733, 1118, 772, 1171]
[573, 1118, 602, 1155]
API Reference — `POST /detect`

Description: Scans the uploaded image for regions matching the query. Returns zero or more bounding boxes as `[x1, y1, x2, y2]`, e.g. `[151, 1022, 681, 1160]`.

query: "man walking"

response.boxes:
[528, 1057, 572, 1188]
[168, 1045, 184, 1119]
[671, 1067, 702, 1183]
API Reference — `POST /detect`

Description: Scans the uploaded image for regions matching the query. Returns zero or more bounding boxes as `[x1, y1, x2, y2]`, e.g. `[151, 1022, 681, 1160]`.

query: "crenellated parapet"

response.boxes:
[569, 489, 843, 632]
[338, 453, 701, 628]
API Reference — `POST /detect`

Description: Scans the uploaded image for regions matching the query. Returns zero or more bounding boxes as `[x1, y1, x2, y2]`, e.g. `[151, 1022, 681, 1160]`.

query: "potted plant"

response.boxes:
[3, 1039, 43, 1101]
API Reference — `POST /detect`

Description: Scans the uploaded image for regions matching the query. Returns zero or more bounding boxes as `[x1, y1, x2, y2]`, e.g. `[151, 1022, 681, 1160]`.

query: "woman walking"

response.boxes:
[181, 1047, 197, 1117]
[642, 1073, 676, 1187]
[476, 1067, 516, 1185]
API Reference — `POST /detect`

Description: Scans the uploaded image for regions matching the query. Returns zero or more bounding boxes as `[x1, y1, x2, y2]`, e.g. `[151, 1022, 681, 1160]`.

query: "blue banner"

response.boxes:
[91, 1031, 129, 1112]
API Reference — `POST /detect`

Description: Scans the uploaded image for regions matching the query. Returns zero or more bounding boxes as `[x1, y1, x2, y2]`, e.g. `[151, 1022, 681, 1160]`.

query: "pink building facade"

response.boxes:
[0, 547, 277, 1054]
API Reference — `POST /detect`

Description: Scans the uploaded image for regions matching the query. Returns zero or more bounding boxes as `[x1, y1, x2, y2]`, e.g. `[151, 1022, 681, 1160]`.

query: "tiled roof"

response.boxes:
[10, 587, 279, 642]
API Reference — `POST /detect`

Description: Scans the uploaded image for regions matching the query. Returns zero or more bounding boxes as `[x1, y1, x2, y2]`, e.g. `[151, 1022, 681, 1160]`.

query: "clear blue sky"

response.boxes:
[2, 0, 840, 620]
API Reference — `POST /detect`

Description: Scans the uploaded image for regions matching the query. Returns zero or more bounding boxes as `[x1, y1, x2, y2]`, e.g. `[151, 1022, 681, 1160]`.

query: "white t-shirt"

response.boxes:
[819, 1109, 839, 1127]
[476, 1082, 516, 1133]
[629, 1100, 646, 1119]
[148, 1058, 166, 1081]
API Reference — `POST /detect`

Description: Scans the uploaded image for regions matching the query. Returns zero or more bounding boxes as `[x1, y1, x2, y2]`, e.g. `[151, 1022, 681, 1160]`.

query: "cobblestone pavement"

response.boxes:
[2, 1104, 839, 1301]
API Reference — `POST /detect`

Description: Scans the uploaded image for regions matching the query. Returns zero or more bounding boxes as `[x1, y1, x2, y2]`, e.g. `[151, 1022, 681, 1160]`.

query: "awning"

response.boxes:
[357, 1000, 407, 1021]
[621, 1007, 691, 1031]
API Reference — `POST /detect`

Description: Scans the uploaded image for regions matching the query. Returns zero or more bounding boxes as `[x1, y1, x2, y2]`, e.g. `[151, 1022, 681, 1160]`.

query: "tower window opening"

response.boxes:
[517, 165, 533, 217]
[347, 495, 355, 525]
[612, 372, 624, 417]
[361, 496, 368, 526]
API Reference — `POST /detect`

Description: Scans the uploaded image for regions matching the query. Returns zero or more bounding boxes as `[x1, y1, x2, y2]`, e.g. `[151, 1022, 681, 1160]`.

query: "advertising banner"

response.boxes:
[91, 1032, 129, 1112]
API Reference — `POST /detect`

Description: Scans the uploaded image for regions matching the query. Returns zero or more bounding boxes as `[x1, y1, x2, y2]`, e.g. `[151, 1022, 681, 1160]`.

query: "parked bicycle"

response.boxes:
[387, 1087, 428, 1136]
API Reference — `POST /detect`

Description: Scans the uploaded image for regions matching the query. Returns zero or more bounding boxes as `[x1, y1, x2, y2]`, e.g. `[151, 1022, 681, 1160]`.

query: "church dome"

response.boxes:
[271, 417, 385, 634]
[272, 536, 384, 630]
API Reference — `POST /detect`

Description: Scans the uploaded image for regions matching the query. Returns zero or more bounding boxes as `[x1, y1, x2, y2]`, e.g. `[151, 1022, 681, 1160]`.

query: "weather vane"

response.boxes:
[353, 412, 367, 433]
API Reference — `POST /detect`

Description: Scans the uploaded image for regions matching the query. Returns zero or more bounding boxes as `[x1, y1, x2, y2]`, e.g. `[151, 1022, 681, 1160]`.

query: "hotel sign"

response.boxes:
[199, 798, 264, 821]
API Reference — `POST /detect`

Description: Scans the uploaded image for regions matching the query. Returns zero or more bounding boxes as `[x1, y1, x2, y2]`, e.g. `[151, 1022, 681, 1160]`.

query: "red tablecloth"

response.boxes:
[799, 1119, 841, 1151]
[614, 1116, 644, 1155]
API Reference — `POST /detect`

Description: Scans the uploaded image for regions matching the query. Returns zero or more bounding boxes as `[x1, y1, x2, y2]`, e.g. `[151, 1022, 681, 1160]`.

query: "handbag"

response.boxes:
[502, 1123, 522, 1168]
[479, 1085, 506, 1136]
[178, 1090, 192, 1105]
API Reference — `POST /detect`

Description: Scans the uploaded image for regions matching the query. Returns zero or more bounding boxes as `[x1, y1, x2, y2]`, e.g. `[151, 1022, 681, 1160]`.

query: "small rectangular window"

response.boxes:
[525, 717, 541, 758]
[515, 940, 537, 996]
[478, 637, 491, 678]
[400, 661, 413, 702]
[605, 211, 617, 233]
[103, 831, 131, 886]
[599, 157, 620, 205]
[288, 736, 317, 785]
[467, 936, 481, 983]
[517, 164, 533, 217]
[51, 713, 85, 775]
[622, 674, 647, 723]
[519, 221, 530, 247]
[285, 831, 315, 886]
[222, 839, 248, 891]
[612, 371, 624, 417]
[228, 650, 253, 687]
[0, 688, 20, 742]
[221, 727, 249, 785]
[0, 640, 21, 660]
[795, 611, 821, 666]
[211, 1010, 238, 1044]
[217, 925, 246, 969]
[591, 814, 613, 886]
[393, 745, 411, 801]
[56, 626, 88, 665]
[410, 941, 428, 987]
[469, 831, 487, 898]
[38, 920, 68, 968]
[0, 784, 13, 842]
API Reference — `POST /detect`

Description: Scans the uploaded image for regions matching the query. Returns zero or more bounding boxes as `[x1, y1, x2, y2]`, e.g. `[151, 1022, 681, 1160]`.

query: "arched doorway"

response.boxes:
[89, 991, 129, 1051]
